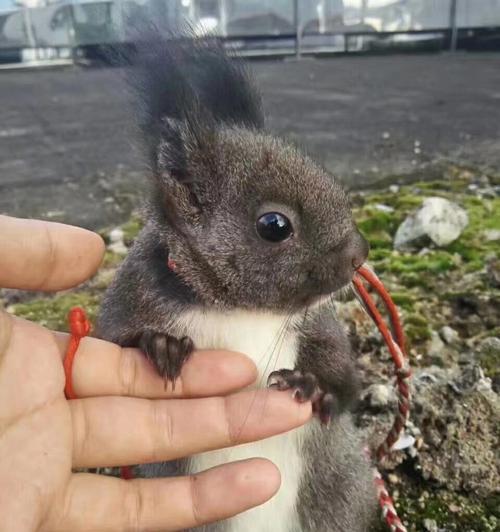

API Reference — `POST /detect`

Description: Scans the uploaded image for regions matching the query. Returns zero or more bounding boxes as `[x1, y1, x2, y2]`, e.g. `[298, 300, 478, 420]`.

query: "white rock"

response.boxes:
[392, 433, 416, 451]
[484, 229, 500, 241]
[394, 197, 469, 249]
[389, 184, 400, 194]
[423, 518, 438, 532]
[374, 203, 395, 213]
[107, 227, 128, 255]
[439, 326, 459, 345]
[365, 383, 394, 408]
[476, 376, 492, 392]
[109, 228, 124, 243]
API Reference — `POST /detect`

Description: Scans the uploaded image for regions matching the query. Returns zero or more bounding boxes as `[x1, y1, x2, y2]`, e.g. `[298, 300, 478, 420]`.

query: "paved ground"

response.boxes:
[1, 51, 500, 228]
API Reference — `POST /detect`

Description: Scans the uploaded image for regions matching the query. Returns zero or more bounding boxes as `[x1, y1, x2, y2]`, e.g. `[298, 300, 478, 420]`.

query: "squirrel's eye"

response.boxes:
[256, 212, 293, 242]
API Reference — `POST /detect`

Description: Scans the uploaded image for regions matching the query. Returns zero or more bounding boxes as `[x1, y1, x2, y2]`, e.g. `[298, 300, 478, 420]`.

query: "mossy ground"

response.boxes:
[394, 489, 499, 532]
[353, 169, 500, 368]
[12, 291, 101, 331]
[2, 165, 498, 531]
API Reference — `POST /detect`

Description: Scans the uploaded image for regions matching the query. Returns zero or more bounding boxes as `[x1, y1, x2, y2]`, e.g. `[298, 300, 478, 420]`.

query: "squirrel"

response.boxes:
[97, 31, 377, 532]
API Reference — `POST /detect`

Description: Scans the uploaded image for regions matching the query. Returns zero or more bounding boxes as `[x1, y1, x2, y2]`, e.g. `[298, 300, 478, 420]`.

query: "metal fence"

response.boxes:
[1, 0, 500, 58]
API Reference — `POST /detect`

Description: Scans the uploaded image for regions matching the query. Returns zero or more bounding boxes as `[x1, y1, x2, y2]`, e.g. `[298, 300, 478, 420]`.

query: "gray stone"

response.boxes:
[423, 518, 438, 532]
[394, 197, 469, 250]
[428, 331, 445, 359]
[365, 383, 394, 409]
[439, 325, 459, 345]
[480, 336, 500, 355]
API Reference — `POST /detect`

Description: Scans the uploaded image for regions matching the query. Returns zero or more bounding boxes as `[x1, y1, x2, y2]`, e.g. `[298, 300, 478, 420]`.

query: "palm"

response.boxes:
[0, 318, 71, 530]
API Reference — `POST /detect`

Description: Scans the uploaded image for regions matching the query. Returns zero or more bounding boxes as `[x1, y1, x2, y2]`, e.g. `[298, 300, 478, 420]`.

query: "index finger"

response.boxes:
[0, 215, 105, 291]
[51, 333, 258, 399]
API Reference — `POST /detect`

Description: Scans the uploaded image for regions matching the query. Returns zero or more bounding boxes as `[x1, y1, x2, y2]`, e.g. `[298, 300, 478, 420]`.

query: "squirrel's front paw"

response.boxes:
[267, 369, 335, 425]
[139, 332, 194, 388]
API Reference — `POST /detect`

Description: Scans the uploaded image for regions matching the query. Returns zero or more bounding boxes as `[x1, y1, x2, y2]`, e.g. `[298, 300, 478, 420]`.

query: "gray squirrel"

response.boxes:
[98, 32, 377, 532]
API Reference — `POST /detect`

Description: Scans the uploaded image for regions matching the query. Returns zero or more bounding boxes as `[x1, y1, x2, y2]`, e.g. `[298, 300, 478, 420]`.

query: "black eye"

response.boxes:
[256, 212, 293, 242]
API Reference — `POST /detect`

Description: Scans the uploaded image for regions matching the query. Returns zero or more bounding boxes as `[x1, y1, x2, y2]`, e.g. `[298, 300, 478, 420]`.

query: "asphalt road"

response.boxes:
[1, 51, 500, 228]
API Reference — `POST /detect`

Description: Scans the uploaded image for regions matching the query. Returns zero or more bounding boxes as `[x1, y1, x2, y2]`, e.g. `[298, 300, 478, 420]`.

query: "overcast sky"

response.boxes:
[0, 0, 13, 10]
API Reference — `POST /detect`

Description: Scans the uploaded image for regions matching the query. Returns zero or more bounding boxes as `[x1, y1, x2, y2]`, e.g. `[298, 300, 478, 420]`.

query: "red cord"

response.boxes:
[63, 307, 91, 400]
[353, 266, 411, 532]
[355, 267, 406, 355]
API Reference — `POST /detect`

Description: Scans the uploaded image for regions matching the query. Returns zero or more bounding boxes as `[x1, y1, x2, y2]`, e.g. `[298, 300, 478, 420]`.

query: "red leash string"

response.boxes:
[63, 265, 411, 530]
[353, 266, 411, 532]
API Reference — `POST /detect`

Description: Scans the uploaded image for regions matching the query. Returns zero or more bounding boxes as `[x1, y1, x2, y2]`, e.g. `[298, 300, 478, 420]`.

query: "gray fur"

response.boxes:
[298, 415, 377, 532]
[97, 32, 376, 531]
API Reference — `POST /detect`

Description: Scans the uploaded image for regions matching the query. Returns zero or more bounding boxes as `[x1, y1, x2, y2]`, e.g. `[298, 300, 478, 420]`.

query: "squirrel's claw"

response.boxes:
[267, 369, 336, 425]
[139, 331, 194, 390]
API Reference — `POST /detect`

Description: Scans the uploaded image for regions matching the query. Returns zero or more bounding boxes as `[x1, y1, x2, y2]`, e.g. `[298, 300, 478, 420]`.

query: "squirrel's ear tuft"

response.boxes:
[126, 26, 263, 170]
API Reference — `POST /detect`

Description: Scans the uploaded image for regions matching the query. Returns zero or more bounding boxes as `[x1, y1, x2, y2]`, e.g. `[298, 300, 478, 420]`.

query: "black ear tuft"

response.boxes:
[125, 26, 263, 172]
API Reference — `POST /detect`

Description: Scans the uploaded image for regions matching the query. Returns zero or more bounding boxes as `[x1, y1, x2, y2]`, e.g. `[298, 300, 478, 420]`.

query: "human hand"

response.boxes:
[0, 215, 311, 532]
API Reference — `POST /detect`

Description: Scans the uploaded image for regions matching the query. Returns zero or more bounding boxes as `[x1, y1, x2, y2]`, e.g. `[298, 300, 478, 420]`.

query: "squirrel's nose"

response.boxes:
[339, 229, 369, 272]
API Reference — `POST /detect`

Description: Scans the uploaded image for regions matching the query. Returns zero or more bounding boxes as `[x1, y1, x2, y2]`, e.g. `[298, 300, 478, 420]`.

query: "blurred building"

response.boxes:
[1, 0, 500, 63]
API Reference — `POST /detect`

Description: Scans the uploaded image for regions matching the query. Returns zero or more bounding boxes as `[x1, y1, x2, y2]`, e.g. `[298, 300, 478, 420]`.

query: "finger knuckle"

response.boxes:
[119, 348, 139, 396]
[189, 474, 205, 526]
[72, 400, 91, 465]
[123, 481, 145, 532]
[150, 401, 175, 462]
[222, 397, 237, 446]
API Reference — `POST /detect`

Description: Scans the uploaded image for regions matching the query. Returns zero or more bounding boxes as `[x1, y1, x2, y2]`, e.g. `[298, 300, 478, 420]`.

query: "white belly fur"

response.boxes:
[173, 308, 307, 532]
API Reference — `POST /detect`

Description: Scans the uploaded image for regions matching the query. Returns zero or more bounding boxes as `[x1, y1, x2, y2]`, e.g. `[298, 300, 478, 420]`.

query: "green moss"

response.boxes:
[102, 250, 125, 269]
[354, 183, 499, 288]
[97, 214, 143, 247]
[121, 215, 143, 245]
[477, 338, 500, 380]
[11, 291, 101, 331]
[377, 253, 457, 275]
[368, 248, 393, 261]
[398, 271, 431, 290]
[404, 313, 432, 344]
[390, 292, 415, 310]
[357, 208, 401, 236]
[394, 489, 499, 532]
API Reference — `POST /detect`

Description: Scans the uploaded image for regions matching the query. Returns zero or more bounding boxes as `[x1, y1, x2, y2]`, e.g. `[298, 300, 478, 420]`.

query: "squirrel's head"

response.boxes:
[131, 33, 368, 311]
[149, 122, 368, 311]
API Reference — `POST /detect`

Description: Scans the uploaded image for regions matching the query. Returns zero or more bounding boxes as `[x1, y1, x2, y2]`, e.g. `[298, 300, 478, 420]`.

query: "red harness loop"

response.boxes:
[63, 264, 411, 529]
[353, 266, 411, 532]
